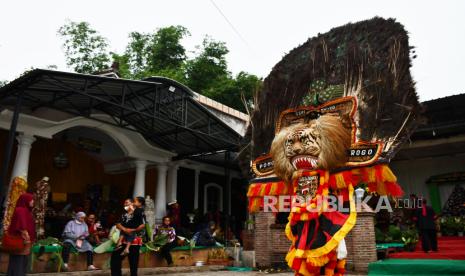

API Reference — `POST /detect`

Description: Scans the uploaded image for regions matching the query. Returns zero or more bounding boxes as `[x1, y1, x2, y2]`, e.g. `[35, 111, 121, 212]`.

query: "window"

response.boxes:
[204, 183, 223, 213]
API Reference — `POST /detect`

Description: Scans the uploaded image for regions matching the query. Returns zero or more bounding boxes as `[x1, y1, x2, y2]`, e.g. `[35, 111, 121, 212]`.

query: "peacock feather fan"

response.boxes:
[240, 17, 421, 176]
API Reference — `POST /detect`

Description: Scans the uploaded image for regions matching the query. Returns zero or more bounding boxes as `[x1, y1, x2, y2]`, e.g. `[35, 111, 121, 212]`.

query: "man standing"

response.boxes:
[110, 199, 145, 276]
[414, 199, 438, 252]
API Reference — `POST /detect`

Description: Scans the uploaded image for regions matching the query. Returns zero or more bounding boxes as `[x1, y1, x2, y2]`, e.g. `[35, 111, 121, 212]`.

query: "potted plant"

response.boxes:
[401, 228, 419, 252]
[244, 218, 255, 231]
[455, 217, 464, 237]
[207, 248, 233, 266]
[440, 217, 455, 236]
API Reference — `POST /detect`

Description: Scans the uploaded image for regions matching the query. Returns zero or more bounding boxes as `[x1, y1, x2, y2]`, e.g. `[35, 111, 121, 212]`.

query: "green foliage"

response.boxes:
[121, 26, 189, 80]
[401, 227, 419, 251]
[375, 227, 385, 242]
[375, 225, 403, 242]
[0, 80, 7, 88]
[58, 21, 110, 74]
[58, 21, 261, 112]
[148, 25, 189, 73]
[440, 216, 464, 235]
[185, 37, 229, 93]
[388, 225, 402, 241]
[401, 228, 419, 245]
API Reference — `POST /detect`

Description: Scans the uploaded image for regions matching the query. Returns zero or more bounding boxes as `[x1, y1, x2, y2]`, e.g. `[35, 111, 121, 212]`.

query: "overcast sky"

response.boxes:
[1, 0, 464, 101]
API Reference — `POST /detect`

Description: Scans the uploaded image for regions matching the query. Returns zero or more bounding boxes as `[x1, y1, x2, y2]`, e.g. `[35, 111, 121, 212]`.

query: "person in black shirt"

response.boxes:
[133, 196, 148, 242]
[110, 199, 145, 276]
[413, 199, 438, 252]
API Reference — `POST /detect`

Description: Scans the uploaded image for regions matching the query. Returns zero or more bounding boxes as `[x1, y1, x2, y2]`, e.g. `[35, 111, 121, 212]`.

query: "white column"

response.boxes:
[194, 169, 200, 209]
[10, 133, 36, 180]
[132, 160, 147, 198]
[166, 165, 179, 204]
[155, 164, 168, 222]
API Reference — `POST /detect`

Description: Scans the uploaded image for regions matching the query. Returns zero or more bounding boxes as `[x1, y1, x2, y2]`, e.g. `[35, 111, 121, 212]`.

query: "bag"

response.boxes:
[1, 232, 30, 255]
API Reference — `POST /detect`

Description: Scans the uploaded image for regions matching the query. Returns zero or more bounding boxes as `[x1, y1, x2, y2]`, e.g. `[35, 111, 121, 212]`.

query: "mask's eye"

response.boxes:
[300, 135, 310, 144]
[285, 139, 293, 146]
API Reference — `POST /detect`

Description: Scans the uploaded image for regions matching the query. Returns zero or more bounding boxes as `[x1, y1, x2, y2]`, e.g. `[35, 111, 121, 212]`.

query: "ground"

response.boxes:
[1, 268, 366, 276]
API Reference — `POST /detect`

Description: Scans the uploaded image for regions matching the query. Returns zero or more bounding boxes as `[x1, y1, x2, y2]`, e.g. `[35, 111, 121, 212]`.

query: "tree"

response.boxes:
[185, 37, 229, 93]
[203, 72, 261, 113]
[147, 25, 189, 73]
[57, 21, 262, 112]
[124, 32, 151, 79]
[58, 21, 110, 74]
[109, 26, 190, 82]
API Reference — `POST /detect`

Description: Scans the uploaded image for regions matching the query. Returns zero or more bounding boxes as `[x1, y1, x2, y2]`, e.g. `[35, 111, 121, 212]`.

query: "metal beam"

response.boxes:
[0, 92, 23, 213]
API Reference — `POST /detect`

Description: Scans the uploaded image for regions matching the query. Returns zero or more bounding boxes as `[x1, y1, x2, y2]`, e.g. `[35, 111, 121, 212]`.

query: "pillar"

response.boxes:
[194, 169, 200, 209]
[166, 165, 179, 204]
[345, 204, 377, 273]
[254, 212, 276, 267]
[132, 160, 147, 198]
[155, 164, 168, 222]
[10, 133, 36, 181]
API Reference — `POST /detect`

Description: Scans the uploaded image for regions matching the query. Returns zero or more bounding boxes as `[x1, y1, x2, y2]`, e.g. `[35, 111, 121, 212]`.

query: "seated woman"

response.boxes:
[86, 213, 107, 246]
[192, 221, 217, 246]
[61, 212, 98, 271]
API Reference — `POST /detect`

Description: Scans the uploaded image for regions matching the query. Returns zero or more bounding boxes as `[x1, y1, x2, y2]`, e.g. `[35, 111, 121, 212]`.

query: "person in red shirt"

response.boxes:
[86, 214, 106, 245]
[6, 193, 35, 276]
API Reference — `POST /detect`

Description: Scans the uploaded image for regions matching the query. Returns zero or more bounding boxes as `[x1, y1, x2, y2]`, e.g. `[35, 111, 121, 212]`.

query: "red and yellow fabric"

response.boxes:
[247, 164, 403, 213]
[247, 180, 290, 212]
[285, 180, 356, 274]
[2, 176, 28, 231]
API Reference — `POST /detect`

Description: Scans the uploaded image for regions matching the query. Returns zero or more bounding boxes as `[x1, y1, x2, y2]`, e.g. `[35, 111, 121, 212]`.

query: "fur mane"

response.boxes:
[271, 114, 351, 182]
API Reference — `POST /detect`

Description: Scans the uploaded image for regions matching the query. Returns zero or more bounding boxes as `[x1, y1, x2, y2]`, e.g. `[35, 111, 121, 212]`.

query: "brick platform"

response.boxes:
[253, 205, 377, 273]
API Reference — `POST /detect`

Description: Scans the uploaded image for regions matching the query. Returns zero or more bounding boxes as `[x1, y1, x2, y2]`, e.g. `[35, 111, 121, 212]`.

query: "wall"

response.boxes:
[391, 155, 465, 201]
[0, 129, 158, 202]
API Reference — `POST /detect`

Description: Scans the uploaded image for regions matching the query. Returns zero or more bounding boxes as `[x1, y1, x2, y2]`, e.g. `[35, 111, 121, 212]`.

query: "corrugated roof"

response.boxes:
[412, 93, 465, 140]
[0, 69, 241, 156]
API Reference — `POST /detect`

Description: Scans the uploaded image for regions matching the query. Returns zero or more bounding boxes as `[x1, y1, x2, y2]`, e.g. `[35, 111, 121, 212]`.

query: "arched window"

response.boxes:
[204, 183, 223, 213]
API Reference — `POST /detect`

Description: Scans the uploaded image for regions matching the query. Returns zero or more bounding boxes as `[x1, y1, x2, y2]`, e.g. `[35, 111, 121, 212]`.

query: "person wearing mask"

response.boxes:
[61, 212, 98, 271]
[413, 199, 438, 252]
[153, 216, 177, 266]
[6, 193, 35, 276]
[111, 199, 145, 276]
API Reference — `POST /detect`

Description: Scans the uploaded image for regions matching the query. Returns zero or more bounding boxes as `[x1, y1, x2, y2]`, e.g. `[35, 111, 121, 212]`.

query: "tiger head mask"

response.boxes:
[270, 114, 351, 182]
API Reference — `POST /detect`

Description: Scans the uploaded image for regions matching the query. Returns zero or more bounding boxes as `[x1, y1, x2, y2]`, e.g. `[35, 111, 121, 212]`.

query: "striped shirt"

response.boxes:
[154, 225, 176, 243]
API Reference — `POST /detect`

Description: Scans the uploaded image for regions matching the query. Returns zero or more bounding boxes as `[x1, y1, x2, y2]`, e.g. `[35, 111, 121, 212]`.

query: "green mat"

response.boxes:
[369, 259, 465, 276]
[376, 243, 404, 250]
[31, 244, 221, 254]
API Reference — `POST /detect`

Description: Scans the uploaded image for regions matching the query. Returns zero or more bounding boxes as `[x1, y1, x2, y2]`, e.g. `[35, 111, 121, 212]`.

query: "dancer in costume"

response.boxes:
[3, 176, 28, 231]
[244, 18, 421, 276]
[32, 176, 50, 239]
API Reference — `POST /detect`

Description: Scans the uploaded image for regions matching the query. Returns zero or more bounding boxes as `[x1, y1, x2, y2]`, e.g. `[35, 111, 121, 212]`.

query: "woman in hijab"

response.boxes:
[6, 193, 35, 276]
[61, 212, 98, 271]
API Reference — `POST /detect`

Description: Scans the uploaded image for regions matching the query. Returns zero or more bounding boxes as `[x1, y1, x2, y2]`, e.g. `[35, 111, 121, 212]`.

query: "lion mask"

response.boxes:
[270, 114, 351, 182]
